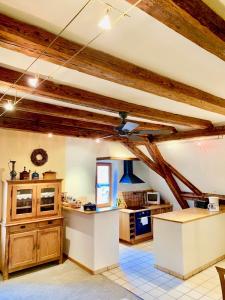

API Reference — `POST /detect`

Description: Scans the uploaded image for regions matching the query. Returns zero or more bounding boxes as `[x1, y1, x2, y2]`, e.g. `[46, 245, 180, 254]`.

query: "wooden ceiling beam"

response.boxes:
[127, 0, 225, 61]
[153, 126, 225, 142]
[0, 94, 176, 132]
[0, 66, 212, 129]
[0, 13, 223, 117]
[0, 114, 111, 139]
[2, 109, 115, 133]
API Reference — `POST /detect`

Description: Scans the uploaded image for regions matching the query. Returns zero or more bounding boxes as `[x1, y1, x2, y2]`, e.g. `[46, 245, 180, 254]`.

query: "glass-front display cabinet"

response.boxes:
[37, 184, 59, 216]
[5, 180, 62, 222]
[11, 184, 37, 220]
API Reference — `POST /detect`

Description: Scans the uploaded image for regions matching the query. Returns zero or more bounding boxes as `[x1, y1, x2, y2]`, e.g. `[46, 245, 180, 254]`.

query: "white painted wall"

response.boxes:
[149, 138, 225, 209]
[65, 138, 152, 203]
[4, 128, 221, 211]
[0, 128, 66, 185]
[0, 129, 151, 205]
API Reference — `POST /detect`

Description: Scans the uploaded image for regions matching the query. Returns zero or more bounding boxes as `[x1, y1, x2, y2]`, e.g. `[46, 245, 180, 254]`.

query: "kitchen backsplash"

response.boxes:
[118, 189, 153, 207]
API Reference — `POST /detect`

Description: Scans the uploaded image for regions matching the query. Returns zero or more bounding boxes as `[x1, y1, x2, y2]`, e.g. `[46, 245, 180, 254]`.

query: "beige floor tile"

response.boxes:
[185, 290, 203, 299]
[103, 241, 224, 300]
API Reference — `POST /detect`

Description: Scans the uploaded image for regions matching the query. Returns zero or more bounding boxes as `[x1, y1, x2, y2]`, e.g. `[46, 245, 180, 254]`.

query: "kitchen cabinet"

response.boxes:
[119, 204, 172, 244]
[0, 180, 63, 280]
[9, 230, 37, 271]
[7, 180, 61, 222]
[37, 227, 61, 263]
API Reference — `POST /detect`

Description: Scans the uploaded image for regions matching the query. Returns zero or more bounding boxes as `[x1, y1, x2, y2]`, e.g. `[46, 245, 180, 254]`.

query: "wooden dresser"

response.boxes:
[0, 179, 63, 279]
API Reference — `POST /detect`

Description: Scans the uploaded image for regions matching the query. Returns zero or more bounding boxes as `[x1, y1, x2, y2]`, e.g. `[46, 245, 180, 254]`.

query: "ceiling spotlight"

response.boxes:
[28, 74, 39, 88]
[96, 138, 101, 143]
[98, 9, 112, 30]
[4, 100, 14, 111]
[48, 133, 53, 138]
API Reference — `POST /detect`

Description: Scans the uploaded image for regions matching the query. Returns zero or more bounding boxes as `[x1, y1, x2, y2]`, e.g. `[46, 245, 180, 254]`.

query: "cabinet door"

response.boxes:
[37, 183, 60, 217]
[9, 231, 37, 271]
[37, 227, 61, 263]
[11, 185, 37, 220]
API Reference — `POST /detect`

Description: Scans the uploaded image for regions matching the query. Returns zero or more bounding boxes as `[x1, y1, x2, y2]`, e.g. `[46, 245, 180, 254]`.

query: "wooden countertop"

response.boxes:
[2, 216, 64, 226]
[153, 206, 225, 224]
[63, 206, 119, 214]
[120, 204, 172, 214]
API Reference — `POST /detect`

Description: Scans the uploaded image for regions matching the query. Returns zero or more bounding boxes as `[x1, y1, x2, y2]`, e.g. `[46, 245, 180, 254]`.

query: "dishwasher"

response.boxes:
[135, 210, 151, 236]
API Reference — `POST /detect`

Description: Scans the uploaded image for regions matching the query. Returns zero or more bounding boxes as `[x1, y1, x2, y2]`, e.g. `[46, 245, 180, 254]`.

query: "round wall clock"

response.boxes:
[31, 148, 48, 166]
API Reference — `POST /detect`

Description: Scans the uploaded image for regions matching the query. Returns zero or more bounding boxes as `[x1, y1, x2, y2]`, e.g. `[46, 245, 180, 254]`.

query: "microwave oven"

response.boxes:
[146, 192, 160, 205]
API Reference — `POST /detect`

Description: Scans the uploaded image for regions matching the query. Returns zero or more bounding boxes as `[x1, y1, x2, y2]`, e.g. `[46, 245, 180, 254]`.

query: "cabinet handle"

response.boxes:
[20, 225, 26, 229]
[48, 221, 53, 224]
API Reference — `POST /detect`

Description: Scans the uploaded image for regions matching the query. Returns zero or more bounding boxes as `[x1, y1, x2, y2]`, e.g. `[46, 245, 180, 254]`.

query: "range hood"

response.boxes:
[120, 160, 145, 184]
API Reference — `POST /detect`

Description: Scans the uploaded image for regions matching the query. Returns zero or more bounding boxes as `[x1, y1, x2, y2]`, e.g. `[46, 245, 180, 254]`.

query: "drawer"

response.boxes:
[164, 207, 172, 213]
[38, 219, 62, 228]
[9, 223, 37, 233]
[151, 209, 161, 215]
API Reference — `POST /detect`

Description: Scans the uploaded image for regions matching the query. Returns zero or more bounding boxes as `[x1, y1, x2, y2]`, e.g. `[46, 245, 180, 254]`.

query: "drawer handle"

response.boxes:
[20, 225, 26, 229]
[48, 221, 53, 224]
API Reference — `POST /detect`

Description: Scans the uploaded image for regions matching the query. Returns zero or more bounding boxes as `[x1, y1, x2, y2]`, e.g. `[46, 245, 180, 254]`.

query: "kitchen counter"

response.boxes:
[63, 206, 119, 274]
[153, 206, 225, 279]
[63, 205, 118, 214]
[153, 206, 225, 223]
[120, 204, 172, 213]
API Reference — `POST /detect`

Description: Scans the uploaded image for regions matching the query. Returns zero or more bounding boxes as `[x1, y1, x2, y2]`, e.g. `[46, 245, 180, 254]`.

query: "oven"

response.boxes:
[135, 210, 151, 236]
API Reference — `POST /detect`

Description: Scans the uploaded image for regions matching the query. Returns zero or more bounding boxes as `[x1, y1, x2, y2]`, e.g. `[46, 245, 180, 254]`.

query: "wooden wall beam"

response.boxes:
[0, 13, 224, 117]
[127, 0, 225, 61]
[144, 137, 202, 195]
[153, 126, 225, 143]
[122, 142, 163, 176]
[0, 66, 212, 129]
[164, 161, 202, 196]
[0, 94, 176, 132]
[181, 192, 225, 201]
[146, 142, 189, 209]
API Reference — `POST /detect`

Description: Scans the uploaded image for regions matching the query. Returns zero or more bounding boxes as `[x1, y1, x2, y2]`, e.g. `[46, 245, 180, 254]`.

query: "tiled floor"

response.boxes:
[103, 241, 224, 300]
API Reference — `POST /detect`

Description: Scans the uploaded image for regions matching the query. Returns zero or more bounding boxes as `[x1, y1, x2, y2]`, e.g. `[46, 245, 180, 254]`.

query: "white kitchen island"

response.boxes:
[153, 207, 225, 279]
[63, 206, 119, 274]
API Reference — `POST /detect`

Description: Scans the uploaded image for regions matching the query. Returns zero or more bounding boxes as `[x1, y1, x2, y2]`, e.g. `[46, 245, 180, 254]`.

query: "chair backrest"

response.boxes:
[216, 266, 225, 300]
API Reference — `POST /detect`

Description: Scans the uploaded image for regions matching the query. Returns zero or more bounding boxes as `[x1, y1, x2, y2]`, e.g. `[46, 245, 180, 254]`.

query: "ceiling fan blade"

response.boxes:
[96, 135, 116, 141]
[122, 122, 139, 132]
[132, 129, 172, 136]
[127, 135, 145, 142]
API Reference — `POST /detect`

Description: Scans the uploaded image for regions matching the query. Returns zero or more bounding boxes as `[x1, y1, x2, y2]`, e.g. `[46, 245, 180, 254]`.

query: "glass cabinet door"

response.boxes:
[37, 184, 59, 216]
[12, 185, 37, 220]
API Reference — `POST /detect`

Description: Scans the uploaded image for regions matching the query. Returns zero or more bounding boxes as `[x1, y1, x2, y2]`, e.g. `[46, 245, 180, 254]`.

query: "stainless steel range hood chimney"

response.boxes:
[119, 160, 145, 184]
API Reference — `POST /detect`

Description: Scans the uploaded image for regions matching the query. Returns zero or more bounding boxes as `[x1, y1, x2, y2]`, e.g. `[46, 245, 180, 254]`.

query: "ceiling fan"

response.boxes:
[97, 112, 172, 142]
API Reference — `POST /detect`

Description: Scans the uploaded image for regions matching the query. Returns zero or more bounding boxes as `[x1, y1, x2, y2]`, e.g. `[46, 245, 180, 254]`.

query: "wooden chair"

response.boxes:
[216, 266, 225, 300]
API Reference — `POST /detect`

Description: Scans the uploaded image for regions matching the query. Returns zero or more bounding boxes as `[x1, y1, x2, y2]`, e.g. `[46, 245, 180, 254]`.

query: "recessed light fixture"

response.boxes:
[4, 100, 14, 111]
[98, 9, 112, 30]
[48, 133, 53, 138]
[28, 74, 39, 88]
[95, 138, 101, 143]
